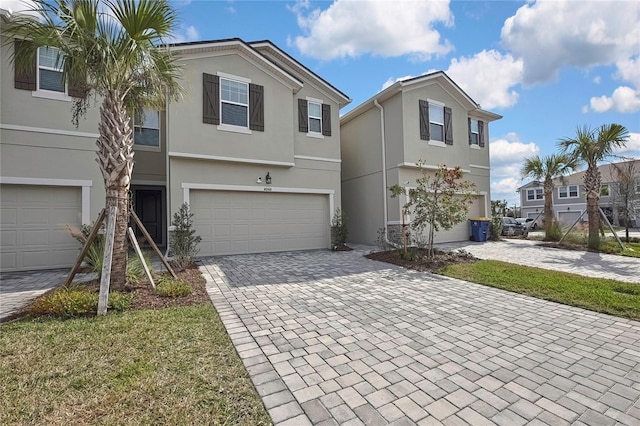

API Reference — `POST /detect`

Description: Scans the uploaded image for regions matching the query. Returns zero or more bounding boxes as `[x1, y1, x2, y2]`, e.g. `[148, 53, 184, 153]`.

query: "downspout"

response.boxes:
[164, 99, 171, 257]
[374, 99, 394, 246]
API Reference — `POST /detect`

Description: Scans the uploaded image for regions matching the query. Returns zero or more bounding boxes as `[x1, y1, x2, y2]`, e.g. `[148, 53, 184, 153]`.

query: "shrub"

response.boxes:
[29, 287, 133, 317]
[127, 253, 151, 284]
[169, 203, 202, 271]
[545, 220, 563, 241]
[330, 208, 349, 248]
[156, 276, 192, 298]
[488, 216, 502, 241]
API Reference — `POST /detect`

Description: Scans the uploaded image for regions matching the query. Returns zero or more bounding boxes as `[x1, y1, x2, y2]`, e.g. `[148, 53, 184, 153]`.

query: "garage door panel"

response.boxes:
[192, 190, 329, 256]
[1, 185, 81, 272]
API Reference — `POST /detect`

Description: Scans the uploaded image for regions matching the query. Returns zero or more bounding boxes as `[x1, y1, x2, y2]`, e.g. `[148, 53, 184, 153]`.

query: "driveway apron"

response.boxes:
[200, 247, 640, 425]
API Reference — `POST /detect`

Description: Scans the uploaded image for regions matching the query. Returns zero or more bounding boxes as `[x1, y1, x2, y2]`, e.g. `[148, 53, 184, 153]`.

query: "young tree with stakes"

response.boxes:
[558, 124, 629, 249]
[7, 0, 182, 291]
[390, 163, 476, 259]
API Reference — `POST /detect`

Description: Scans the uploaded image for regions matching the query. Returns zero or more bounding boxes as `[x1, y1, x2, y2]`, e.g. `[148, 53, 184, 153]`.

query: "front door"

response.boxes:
[134, 189, 163, 246]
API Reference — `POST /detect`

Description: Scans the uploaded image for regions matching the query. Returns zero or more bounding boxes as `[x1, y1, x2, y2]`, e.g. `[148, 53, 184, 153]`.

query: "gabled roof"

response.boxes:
[341, 71, 502, 124]
[166, 38, 304, 93]
[249, 40, 351, 108]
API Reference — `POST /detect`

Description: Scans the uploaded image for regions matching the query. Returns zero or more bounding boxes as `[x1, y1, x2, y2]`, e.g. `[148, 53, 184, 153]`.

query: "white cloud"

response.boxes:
[491, 177, 521, 205]
[501, 0, 640, 85]
[489, 135, 540, 205]
[290, 0, 454, 61]
[444, 50, 524, 109]
[0, 0, 37, 15]
[380, 74, 421, 91]
[593, 76, 601, 84]
[169, 25, 199, 44]
[616, 56, 640, 87]
[613, 132, 640, 157]
[588, 86, 640, 113]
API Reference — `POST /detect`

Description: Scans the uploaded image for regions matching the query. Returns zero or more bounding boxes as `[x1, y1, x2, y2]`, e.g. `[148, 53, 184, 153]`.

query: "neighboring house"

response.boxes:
[0, 11, 350, 272]
[518, 159, 640, 227]
[340, 71, 502, 245]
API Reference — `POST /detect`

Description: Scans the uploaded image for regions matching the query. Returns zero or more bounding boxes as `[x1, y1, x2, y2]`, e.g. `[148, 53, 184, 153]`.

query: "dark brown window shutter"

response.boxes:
[249, 83, 264, 131]
[203, 73, 220, 125]
[478, 120, 485, 147]
[444, 106, 453, 145]
[298, 98, 308, 133]
[321, 104, 331, 136]
[14, 39, 36, 91]
[468, 118, 472, 145]
[419, 100, 429, 140]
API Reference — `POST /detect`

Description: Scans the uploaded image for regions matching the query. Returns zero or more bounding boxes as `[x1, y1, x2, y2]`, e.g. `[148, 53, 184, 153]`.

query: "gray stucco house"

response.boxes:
[340, 71, 502, 245]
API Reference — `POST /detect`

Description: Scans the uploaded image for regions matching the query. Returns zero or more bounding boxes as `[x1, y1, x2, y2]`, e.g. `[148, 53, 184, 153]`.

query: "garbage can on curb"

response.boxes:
[469, 217, 491, 242]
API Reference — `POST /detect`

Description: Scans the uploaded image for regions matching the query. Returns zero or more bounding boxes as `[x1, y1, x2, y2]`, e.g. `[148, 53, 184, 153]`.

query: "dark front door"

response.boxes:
[135, 189, 162, 246]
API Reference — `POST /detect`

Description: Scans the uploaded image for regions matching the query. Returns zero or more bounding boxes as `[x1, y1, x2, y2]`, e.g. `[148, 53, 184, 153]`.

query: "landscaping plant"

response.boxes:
[330, 208, 349, 249]
[169, 203, 202, 271]
[390, 163, 476, 258]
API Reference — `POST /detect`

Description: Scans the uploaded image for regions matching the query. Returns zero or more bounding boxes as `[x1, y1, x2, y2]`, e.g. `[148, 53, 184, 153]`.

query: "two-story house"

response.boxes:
[518, 159, 640, 227]
[340, 71, 502, 245]
[0, 12, 350, 272]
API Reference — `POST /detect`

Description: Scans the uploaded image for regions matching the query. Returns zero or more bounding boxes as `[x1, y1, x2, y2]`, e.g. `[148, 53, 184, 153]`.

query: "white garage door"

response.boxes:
[1, 185, 82, 272]
[192, 190, 330, 256]
[558, 211, 582, 226]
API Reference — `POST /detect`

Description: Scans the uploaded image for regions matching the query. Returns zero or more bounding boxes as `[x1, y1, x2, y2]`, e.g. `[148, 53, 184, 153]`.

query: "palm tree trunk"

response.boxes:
[96, 90, 134, 290]
[584, 166, 601, 249]
[543, 177, 554, 237]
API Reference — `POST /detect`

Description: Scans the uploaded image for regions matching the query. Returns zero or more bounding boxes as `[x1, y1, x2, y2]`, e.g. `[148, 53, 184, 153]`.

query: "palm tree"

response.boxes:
[558, 124, 629, 249]
[521, 154, 578, 238]
[7, 0, 182, 289]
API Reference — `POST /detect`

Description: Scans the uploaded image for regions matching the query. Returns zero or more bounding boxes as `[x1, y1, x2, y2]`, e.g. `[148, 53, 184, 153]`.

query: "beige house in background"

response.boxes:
[1, 12, 350, 272]
[340, 71, 502, 245]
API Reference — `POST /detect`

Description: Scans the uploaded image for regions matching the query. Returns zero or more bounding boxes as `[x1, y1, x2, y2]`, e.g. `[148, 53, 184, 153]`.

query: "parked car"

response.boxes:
[502, 217, 527, 236]
[515, 217, 538, 230]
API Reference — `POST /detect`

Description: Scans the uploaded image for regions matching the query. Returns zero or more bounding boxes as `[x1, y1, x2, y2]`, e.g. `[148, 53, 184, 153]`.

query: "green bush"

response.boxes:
[156, 276, 192, 298]
[545, 220, 563, 241]
[488, 216, 502, 241]
[330, 208, 349, 248]
[82, 234, 150, 283]
[169, 203, 202, 271]
[29, 287, 133, 317]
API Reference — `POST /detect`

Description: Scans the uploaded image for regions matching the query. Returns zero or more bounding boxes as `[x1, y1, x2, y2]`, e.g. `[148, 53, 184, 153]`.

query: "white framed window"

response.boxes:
[559, 185, 579, 199]
[635, 178, 640, 194]
[600, 185, 610, 196]
[134, 109, 160, 148]
[38, 46, 65, 93]
[527, 188, 543, 201]
[429, 102, 444, 142]
[308, 101, 322, 134]
[469, 119, 479, 145]
[220, 77, 249, 128]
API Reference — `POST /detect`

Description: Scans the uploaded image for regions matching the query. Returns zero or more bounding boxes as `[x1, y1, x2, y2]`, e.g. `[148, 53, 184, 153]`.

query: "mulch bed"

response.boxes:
[366, 248, 477, 273]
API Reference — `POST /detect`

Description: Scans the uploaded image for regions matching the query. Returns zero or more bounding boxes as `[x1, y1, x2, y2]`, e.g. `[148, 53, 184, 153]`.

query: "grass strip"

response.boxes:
[0, 304, 271, 425]
[439, 260, 640, 320]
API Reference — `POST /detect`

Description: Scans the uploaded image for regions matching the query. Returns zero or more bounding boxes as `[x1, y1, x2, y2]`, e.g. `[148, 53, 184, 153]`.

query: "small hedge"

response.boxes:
[156, 276, 192, 298]
[29, 287, 133, 317]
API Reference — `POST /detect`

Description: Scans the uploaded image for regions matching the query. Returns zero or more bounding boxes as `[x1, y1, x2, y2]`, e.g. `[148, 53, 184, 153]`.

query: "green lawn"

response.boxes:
[439, 260, 640, 320]
[0, 305, 271, 425]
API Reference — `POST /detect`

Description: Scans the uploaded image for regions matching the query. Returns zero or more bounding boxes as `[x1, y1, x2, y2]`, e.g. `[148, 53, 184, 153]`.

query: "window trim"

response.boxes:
[600, 184, 610, 197]
[469, 119, 480, 146]
[558, 184, 579, 199]
[307, 97, 323, 136]
[218, 72, 251, 132]
[427, 98, 445, 143]
[134, 109, 161, 152]
[526, 187, 544, 201]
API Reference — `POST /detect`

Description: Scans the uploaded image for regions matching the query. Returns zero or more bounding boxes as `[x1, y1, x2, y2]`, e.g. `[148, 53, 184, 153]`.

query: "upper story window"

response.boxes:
[419, 99, 452, 145]
[202, 72, 264, 134]
[635, 178, 640, 194]
[134, 109, 160, 148]
[298, 98, 331, 138]
[220, 78, 249, 128]
[38, 47, 65, 93]
[600, 185, 610, 197]
[559, 185, 579, 199]
[468, 118, 486, 147]
[308, 101, 322, 134]
[527, 188, 543, 201]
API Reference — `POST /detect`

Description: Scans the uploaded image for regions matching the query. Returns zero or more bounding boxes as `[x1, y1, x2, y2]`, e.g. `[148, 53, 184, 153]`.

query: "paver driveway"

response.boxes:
[199, 247, 640, 425]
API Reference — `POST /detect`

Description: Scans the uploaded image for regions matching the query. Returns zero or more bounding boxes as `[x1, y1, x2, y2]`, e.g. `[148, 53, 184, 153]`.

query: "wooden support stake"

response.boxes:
[559, 209, 587, 243]
[131, 210, 177, 278]
[599, 207, 624, 250]
[65, 209, 106, 286]
[97, 205, 117, 316]
[128, 227, 155, 289]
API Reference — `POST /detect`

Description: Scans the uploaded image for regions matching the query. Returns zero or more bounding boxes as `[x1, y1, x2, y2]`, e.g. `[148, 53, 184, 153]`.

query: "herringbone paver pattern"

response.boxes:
[200, 247, 640, 425]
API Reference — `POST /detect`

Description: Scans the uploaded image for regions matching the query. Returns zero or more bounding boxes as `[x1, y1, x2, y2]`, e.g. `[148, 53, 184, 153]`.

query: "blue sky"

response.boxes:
[6, 0, 638, 205]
